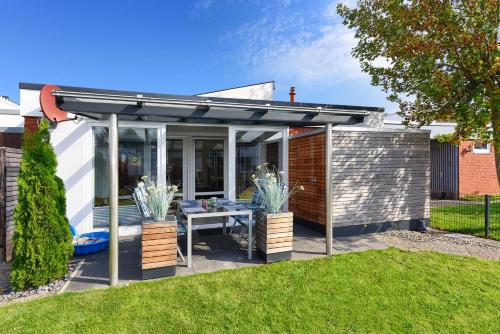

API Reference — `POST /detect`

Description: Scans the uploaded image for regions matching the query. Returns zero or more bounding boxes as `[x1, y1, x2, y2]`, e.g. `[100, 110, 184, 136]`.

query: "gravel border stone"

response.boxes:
[376, 229, 500, 260]
[0, 260, 81, 305]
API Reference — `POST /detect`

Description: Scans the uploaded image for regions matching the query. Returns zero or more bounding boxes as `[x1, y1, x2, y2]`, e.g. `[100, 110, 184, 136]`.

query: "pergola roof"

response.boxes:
[21, 82, 384, 127]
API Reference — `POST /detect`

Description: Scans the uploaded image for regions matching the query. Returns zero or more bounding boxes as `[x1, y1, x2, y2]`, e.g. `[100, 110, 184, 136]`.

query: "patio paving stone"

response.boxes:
[64, 224, 387, 292]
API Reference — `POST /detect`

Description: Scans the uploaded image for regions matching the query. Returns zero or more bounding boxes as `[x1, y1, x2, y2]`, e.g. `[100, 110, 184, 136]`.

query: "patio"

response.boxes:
[65, 224, 387, 292]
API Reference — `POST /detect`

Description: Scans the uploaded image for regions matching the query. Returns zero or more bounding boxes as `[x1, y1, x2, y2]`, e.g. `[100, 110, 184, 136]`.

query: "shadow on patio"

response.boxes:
[66, 224, 386, 292]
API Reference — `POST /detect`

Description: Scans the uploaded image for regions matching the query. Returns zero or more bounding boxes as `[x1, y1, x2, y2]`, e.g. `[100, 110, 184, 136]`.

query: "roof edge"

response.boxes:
[19, 82, 383, 112]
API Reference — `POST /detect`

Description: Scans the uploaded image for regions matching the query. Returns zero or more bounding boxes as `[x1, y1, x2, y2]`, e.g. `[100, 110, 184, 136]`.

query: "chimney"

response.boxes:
[289, 87, 295, 104]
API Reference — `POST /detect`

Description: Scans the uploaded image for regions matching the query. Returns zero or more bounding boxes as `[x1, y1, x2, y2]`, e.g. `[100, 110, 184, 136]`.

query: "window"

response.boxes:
[473, 141, 490, 154]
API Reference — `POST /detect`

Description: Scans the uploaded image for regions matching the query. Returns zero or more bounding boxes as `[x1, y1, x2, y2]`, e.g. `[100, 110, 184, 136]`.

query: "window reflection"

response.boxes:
[94, 127, 157, 207]
[195, 139, 224, 195]
[236, 131, 282, 200]
[167, 139, 184, 194]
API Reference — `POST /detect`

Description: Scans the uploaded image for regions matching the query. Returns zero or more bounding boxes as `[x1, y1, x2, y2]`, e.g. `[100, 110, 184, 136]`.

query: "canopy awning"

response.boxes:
[21, 82, 383, 127]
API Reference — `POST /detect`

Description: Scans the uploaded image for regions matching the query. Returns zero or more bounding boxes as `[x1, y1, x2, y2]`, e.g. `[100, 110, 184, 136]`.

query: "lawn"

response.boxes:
[1, 248, 499, 333]
[431, 202, 500, 240]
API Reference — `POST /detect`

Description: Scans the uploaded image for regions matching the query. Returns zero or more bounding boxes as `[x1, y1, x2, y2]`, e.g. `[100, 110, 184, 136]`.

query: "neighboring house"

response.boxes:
[0, 96, 23, 148]
[18, 81, 430, 237]
[384, 114, 499, 198]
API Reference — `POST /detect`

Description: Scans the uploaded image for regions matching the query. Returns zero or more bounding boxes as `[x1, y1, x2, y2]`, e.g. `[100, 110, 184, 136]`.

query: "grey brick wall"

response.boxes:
[330, 127, 430, 227]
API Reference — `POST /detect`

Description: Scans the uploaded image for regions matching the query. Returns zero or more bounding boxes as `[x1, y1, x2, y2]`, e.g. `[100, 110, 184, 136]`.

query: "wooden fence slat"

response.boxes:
[1, 147, 21, 262]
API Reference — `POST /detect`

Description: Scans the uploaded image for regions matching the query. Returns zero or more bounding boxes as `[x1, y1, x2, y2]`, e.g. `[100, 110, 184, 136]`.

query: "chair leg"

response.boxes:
[239, 225, 246, 242]
[177, 244, 185, 262]
[229, 220, 238, 235]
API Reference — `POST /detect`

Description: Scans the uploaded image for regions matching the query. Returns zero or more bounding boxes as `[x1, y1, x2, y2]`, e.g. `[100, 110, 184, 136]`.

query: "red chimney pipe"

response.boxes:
[289, 87, 295, 104]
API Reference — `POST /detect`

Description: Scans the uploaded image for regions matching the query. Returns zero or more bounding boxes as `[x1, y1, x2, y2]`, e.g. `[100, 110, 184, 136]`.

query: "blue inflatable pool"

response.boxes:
[70, 226, 109, 255]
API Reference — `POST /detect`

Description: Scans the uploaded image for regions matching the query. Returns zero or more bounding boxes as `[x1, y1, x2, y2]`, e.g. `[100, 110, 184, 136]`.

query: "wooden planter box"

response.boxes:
[256, 211, 293, 263]
[141, 215, 177, 279]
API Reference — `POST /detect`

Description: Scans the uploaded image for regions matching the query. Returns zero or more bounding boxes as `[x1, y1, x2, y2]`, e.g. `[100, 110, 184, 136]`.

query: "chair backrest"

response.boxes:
[133, 188, 152, 219]
[251, 188, 263, 207]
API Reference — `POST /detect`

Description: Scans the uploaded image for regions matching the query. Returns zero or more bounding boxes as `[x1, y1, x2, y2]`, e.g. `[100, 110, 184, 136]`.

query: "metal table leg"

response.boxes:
[187, 216, 192, 268]
[247, 212, 252, 259]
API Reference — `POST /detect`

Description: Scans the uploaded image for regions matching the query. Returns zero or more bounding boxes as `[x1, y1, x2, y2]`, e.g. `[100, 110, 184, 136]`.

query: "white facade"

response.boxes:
[197, 81, 274, 100]
[0, 96, 23, 132]
[19, 83, 287, 235]
[384, 113, 455, 138]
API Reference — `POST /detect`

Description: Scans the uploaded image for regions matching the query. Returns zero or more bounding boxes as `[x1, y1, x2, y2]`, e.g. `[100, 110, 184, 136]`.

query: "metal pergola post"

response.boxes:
[108, 113, 119, 286]
[325, 123, 333, 255]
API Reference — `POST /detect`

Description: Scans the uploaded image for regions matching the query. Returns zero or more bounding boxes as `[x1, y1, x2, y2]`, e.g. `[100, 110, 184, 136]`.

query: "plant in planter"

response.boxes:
[135, 177, 179, 279]
[251, 164, 304, 263]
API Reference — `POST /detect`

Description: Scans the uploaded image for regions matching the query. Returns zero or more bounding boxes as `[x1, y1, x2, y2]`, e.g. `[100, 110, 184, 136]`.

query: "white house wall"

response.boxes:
[384, 114, 455, 138]
[197, 82, 274, 100]
[50, 120, 94, 234]
[0, 97, 23, 132]
[21, 87, 93, 234]
[0, 114, 24, 132]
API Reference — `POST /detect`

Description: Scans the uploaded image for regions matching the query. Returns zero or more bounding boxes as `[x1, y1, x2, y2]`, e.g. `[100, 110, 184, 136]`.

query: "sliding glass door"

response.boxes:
[93, 126, 158, 227]
[194, 139, 225, 199]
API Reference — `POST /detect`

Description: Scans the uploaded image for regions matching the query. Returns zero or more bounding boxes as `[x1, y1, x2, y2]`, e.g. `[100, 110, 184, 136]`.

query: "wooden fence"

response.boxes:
[0, 147, 21, 262]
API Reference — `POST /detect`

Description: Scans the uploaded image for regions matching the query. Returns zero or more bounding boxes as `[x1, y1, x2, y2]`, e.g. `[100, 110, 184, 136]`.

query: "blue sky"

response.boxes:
[0, 0, 396, 112]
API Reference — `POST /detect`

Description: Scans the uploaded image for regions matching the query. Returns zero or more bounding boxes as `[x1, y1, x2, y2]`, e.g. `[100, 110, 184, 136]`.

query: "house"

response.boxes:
[384, 114, 499, 198]
[17, 81, 430, 240]
[0, 96, 23, 148]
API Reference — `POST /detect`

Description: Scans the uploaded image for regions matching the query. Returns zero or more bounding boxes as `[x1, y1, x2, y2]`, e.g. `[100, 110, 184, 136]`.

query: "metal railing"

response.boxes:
[430, 194, 499, 240]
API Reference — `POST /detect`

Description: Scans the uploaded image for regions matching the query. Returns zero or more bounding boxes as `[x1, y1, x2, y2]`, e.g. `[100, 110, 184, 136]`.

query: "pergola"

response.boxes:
[37, 83, 380, 286]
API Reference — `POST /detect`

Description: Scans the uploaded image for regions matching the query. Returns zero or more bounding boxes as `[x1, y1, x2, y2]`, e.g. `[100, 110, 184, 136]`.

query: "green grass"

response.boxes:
[431, 202, 500, 240]
[1, 248, 499, 333]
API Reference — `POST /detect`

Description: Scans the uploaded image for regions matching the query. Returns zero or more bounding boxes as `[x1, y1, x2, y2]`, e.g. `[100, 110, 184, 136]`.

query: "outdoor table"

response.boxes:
[177, 199, 253, 268]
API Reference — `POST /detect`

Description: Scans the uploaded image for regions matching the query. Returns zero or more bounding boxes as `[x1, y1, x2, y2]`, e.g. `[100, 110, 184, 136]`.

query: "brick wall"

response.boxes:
[24, 116, 41, 133]
[458, 141, 500, 195]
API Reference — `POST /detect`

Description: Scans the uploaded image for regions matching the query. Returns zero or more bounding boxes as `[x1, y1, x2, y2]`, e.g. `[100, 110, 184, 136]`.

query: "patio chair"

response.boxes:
[229, 189, 263, 242]
[132, 188, 186, 262]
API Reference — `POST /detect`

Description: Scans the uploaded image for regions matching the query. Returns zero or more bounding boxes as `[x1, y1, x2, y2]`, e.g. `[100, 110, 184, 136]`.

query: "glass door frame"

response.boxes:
[88, 120, 166, 226]
[190, 136, 228, 200]
[228, 125, 289, 205]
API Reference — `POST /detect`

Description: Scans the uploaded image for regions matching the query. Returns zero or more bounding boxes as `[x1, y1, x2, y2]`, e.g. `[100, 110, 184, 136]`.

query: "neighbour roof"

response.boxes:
[20, 82, 384, 127]
[0, 96, 20, 115]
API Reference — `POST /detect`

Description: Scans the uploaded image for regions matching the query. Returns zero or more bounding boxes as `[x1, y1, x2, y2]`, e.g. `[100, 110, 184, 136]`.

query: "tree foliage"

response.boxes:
[10, 119, 73, 291]
[337, 0, 500, 183]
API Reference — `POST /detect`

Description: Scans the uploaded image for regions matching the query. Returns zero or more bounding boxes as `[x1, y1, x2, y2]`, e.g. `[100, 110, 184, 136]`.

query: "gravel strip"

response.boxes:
[0, 260, 81, 305]
[376, 229, 500, 260]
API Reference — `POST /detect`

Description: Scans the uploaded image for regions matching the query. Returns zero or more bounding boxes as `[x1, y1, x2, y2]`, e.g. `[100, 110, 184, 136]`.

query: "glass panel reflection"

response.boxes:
[236, 130, 282, 200]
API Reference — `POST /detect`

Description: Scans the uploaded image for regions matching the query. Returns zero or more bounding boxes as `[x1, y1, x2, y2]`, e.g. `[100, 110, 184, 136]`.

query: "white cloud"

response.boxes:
[227, 1, 366, 87]
[194, 0, 214, 9]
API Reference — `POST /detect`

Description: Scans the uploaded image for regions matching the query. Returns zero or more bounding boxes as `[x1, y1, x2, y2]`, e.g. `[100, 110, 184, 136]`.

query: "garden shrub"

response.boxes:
[10, 119, 73, 291]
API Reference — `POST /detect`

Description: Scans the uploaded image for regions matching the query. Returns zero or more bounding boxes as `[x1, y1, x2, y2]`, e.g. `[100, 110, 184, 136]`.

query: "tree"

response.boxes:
[10, 119, 73, 291]
[337, 0, 499, 184]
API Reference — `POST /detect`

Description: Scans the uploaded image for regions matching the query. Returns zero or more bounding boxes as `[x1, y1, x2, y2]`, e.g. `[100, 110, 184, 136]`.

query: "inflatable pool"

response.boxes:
[70, 226, 109, 255]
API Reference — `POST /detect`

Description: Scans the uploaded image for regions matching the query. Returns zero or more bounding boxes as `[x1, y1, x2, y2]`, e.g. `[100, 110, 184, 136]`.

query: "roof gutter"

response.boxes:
[51, 90, 370, 117]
